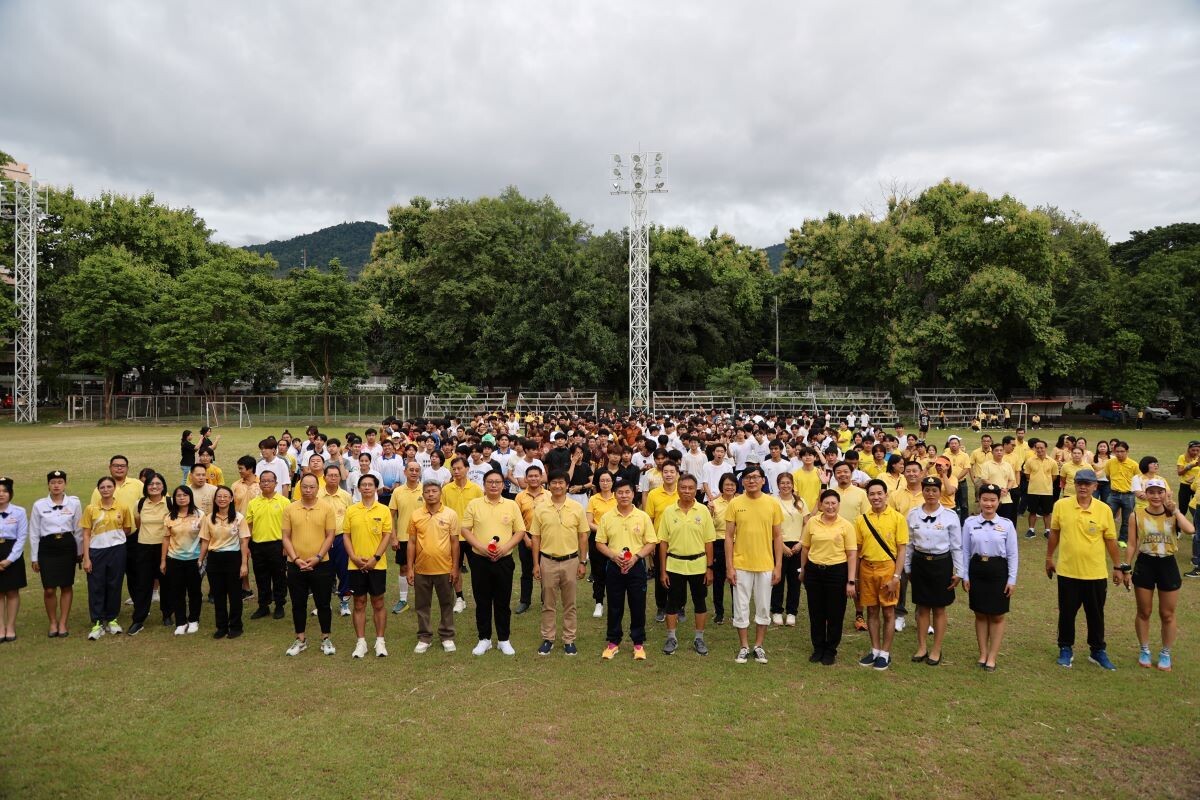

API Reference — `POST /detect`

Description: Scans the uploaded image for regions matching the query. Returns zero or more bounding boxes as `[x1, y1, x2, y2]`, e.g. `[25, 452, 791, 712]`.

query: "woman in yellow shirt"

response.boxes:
[81, 476, 133, 640]
[707, 473, 739, 625]
[1059, 447, 1087, 490]
[881, 454, 905, 494]
[199, 486, 251, 639]
[161, 485, 204, 636]
[771, 474, 809, 627]
[1126, 481, 1193, 671]
[585, 471, 618, 618]
[798, 489, 858, 665]
[1092, 441, 1112, 504]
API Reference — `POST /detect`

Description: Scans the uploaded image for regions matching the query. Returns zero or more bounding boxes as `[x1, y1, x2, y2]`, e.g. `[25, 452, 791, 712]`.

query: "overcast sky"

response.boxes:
[2, 1, 1197, 248]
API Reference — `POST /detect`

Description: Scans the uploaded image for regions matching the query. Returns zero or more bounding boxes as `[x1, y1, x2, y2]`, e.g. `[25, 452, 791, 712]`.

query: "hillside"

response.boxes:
[763, 242, 786, 272]
[243, 220, 386, 277]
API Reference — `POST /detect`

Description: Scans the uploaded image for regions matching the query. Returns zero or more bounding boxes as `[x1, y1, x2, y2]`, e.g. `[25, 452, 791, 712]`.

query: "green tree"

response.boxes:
[284, 260, 368, 421]
[58, 246, 168, 421]
[705, 361, 760, 396]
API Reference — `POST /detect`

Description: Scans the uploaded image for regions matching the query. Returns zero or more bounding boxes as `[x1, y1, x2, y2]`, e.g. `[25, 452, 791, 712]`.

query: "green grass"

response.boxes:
[2, 422, 1199, 799]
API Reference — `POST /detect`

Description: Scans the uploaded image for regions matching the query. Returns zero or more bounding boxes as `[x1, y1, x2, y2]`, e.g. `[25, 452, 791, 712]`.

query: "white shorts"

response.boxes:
[732, 569, 772, 629]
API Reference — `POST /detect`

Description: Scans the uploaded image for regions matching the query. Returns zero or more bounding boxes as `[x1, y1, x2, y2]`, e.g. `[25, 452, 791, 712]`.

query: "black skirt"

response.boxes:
[35, 532, 77, 590]
[968, 555, 1010, 615]
[910, 552, 955, 608]
[0, 539, 27, 592]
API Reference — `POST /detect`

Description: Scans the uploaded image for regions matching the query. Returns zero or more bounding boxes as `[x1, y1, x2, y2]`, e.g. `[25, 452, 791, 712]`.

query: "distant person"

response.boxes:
[180, 430, 197, 483]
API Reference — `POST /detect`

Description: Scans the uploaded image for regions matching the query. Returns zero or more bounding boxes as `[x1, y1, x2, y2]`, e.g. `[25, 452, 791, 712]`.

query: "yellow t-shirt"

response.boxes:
[462, 496, 525, 556]
[862, 459, 886, 479]
[1059, 461, 1087, 487]
[1024, 456, 1058, 496]
[979, 460, 1016, 504]
[833, 484, 868, 522]
[529, 498, 588, 557]
[135, 497, 169, 546]
[231, 478, 261, 515]
[1177, 454, 1200, 486]
[245, 494, 290, 543]
[801, 515, 856, 565]
[837, 429, 852, 449]
[727, 493, 783, 572]
[595, 507, 657, 555]
[777, 496, 808, 542]
[969, 447, 991, 481]
[855, 506, 908, 562]
[343, 501, 392, 569]
[445, 481, 485, 542]
[163, 512, 203, 560]
[320, 486, 353, 534]
[888, 487, 923, 518]
[587, 493, 617, 525]
[1105, 457, 1139, 493]
[282, 501, 336, 561]
[791, 467, 822, 513]
[205, 464, 225, 487]
[408, 505, 460, 575]
[199, 512, 249, 553]
[710, 495, 733, 541]
[388, 484, 423, 543]
[1050, 496, 1117, 580]
[657, 503, 716, 576]
[643, 486, 680, 527]
[91, 478, 144, 517]
[81, 502, 132, 549]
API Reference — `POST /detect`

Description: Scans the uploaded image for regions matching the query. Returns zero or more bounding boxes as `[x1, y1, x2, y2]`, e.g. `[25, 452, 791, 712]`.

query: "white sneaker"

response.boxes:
[453, 597, 466, 613]
[414, 641, 431, 654]
[174, 625, 187, 636]
[124, 597, 134, 606]
[352, 638, 368, 659]
[895, 616, 907, 632]
[285, 638, 307, 656]
[593, 602, 604, 618]
[186, 621, 199, 635]
[442, 640, 456, 653]
[152, 589, 160, 602]
[107, 620, 123, 635]
[320, 637, 336, 656]
[311, 607, 318, 616]
[497, 640, 516, 656]
[339, 599, 351, 617]
[771, 613, 783, 626]
[472, 639, 493, 656]
[88, 623, 105, 640]
[374, 638, 388, 658]
[785, 614, 796, 627]
[928, 625, 935, 635]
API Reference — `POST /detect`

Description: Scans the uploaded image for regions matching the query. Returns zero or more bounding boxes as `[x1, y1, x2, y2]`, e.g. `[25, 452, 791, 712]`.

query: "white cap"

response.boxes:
[947, 435, 961, 442]
[1144, 477, 1168, 490]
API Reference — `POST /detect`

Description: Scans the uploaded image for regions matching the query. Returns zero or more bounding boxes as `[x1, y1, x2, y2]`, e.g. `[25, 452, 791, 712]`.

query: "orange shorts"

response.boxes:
[859, 559, 898, 607]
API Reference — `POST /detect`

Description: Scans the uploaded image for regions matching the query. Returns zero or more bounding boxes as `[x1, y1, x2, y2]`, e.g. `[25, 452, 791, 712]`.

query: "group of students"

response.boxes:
[0, 412, 1192, 672]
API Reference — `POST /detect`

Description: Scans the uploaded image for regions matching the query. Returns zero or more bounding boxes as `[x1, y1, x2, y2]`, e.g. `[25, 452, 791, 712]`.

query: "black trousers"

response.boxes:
[605, 559, 647, 646]
[1180, 484, 1194, 517]
[165, 557, 202, 624]
[468, 551, 515, 641]
[651, 550, 670, 612]
[771, 549, 802, 614]
[251, 540, 287, 610]
[588, 533, 606, 604]
[804, 561, 848, 656]
[711, 540, 727, 618]
[517, 538, 534, 605]
[287, 561, 333, 635]
[1057, 576, 1107, 651]
[207, 550, 244, 633]
[998, 502, 1019, 525]
[87, 544, 126, 623]
[1015, 473, 1029, 515]
[128, 538, 164, 625]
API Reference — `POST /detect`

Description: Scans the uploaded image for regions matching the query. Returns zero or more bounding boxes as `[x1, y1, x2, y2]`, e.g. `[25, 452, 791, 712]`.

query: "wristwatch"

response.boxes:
[706, 563, 715, 569]
[847, 579, 856, 585]
[1117, 563, 1132, 573]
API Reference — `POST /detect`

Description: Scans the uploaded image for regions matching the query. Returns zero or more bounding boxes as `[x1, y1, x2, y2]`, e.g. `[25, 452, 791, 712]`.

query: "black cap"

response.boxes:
[921, 476, 942, 488]
[46, 469, 67, 482]
[978, 483, 1002, 498]
[0, 476, 11, 494]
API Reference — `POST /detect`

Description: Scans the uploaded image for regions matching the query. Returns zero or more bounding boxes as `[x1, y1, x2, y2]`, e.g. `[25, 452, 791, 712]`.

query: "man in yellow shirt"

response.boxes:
[232, 457, 261, 515]
[1023, 439, 1058, 539]
[855, 479, 908, 670]
[281, 474, 337, 656]
[595, 478, 657, 660]
[246, 470, 290, 620]
[969, 434, 993, 488]
[978, 442, 1018, 524]
[832, 463, 867, 522]
[945, 435, 972, 523]
[1176, 440, 1200, 512]
[461, 470, 525, 656]
[320, 464, 354, 618]
[530, 472, 590, 656]
[91, 454, 145, 513]
[643, 462, 681, 623]
[657, 474, 716, 656]
[406, 481, 461, 653]
[514, 465, 549, 615]
[343, 475, 393, 659]
[388, 461, 423, 614]
[887, 460, 924, 632]
[724, 466, 783, 665]
[198, 448, 224, 487]
[1011, 427, 1031, 515]
[1104, 440, 1138, 543]
[1047, 468, 1123, 670]
[791, 447, 822, 513]
[443, 457, 484, 614]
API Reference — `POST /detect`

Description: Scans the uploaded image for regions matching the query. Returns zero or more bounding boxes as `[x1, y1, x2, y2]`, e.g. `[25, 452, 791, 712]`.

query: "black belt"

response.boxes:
[667, 552, 704, 561]
[970, 554, 1005, 563]
[540, 551, 579, 562]
[915, 550, 950, 561]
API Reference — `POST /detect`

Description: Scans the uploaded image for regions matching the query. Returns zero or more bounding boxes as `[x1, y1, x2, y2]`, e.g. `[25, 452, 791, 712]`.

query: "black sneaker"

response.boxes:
[563, 643, 577, 655]
[515, 602, 531, 615]
[273, 605, 286, 620]
[858, 652, 876, 667]
[213, 629, 228, 640]
[654, 609, 666, 623]
[713, 614, 725, 625]
[251, 607, 270, 620]
[820, 652, 836, 666]
[1024, 528, 1036, 540]
[127, 622, 144, 637]
[228, 630, 243, 639]
[537, 639, 553, 656]
[1185, 568, 1200, 578]
[162, 615, 174, 627]
[809, 650, 823, 663]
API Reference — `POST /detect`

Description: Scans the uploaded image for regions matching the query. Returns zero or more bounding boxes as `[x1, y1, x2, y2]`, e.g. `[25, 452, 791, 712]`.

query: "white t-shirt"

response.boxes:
[682, 449, 709, 480]
[510, 457, 545, 489]
[728, 440, 753, 470]
[255, 457, 291, 489]
[467, 459, 492, 489]
[761, 458, 792, 495]
[704, 460, 734, 495]
[421, 466, 450, 487]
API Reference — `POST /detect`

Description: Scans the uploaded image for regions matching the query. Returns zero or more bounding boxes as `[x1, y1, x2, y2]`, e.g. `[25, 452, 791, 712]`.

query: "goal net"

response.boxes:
[205, 401, 252, 429]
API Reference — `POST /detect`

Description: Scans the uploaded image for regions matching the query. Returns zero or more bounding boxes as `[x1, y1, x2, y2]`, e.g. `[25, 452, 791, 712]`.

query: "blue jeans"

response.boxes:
[1095, 481, 1111, 504]
[1107, 491, 1134, 540]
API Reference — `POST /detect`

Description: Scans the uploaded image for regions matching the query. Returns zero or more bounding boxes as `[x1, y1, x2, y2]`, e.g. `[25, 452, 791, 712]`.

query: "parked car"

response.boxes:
[1144, 406, 1172, 421]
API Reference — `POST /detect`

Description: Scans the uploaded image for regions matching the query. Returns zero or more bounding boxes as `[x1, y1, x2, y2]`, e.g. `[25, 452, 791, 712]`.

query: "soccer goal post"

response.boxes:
[205, 400, 252, 429]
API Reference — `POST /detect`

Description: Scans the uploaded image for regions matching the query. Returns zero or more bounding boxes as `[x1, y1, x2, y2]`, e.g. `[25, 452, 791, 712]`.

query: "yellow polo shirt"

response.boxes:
[199, 513, 249, 552]
[1024, 456, 1058, 495]
[587, 493, 617, 524]
[944, 450, 971, 481]
[862, 459, 887, 479]
[530, 498, 589, 557]
[320, 486, 353, 533]
[969, 447, 991, 481]
[643, 485, 680, 527]
[791, 467, 822, 514]
[1051, 496, 1117, 580]
[408, 504, 460, 575]
[388, 484, 423, 543]
[888, 487, 923, 518]
[657, 503, 716, 576]
[231, 477, 261, 515]
[1105, 457, 1139, 493]
[710, 495, 732, 541]
[445, 480, 484, 542]
[1177, 453, 1200, 486]
[801, 515, 856, 565]
[91, 478, 144, 515]
[282, 500, 336, 561]
[833, 484, 868, 522]
[462, 496, 524, 556]
[343, 500, 392, 569]
[778, 497, 808, 542]
[855, 506, 908, 562]
[595, 507, 657, 555]
[727, 493, 783, 572]
[245, 494, 290, 543]
[979, 460, 1016, 504]
[515, 488, 550, 529]
[135, 497, 170, 546]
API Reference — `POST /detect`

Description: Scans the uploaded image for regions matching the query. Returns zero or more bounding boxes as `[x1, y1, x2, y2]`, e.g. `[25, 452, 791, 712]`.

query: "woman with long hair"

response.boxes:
[199, 485, 251, 639]
[162, 485, 203, 636]
[180, 429, 197, 484]
[1093, 440, 1112, 503]
[770, 473, 808, 627]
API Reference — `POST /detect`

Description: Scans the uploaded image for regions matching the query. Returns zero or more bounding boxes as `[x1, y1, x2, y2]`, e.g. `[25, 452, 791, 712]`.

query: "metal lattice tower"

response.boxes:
[1, 179, 46, 423]
[610, 151, 667, 413]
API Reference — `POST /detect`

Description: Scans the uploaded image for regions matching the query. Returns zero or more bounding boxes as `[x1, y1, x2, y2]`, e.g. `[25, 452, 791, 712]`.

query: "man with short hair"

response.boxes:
[443, 456, 483, 613]
[343, 475, 393, 658]
[643, 462, 682, 623]
[281, 474, 337, 656]
[724, 466, 784, 664]
[1105, 441, 1138, 544]
[407, 481, 460, 653]
[657, 474, 716, 656]
[256, 438, 292, 497]
[246, 470, 290, 620]
[855, 479, 907, 670]
[832, 463, 868, 523]
[595, 479, 657, 661]
[1047, 469, 1123, 670]
[188, 464, 217, 516]
[461, 471, 525, 656]
[979, 442, 1018, 523]
[530, 472, 589, 656]
[1023, 439, 1058, 539]
[388, 460, 423, 614]
[514, 465, 550, 614]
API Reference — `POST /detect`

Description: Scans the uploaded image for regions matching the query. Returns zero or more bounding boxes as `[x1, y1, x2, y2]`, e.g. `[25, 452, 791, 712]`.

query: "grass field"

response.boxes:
[2, 421, 1199, 799]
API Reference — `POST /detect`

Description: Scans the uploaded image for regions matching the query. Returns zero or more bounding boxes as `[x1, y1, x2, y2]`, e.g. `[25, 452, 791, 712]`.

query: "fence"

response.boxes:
[66, 394, 428, 426]
[423, 393, 509, 418]
[514, 391, 598, 417]
[651, 391, 735, 416]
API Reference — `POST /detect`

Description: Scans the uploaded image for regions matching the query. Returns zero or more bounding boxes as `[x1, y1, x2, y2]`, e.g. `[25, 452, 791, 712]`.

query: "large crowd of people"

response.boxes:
[0, 411, 1194, 672]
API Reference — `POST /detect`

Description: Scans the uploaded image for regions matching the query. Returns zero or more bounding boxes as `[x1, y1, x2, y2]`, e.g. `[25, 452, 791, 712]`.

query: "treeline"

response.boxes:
[1, 154, 1197, 419]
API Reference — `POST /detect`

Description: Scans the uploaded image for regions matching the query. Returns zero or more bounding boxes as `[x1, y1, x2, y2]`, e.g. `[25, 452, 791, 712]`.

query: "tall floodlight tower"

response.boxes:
[0, 177, 47, 423]
[610, 151, 667, 413]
